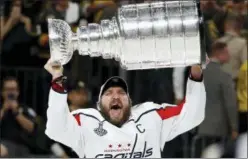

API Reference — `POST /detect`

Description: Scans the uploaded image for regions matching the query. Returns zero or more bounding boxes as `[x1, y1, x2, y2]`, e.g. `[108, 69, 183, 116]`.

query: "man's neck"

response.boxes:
[69, 105, 79, 112]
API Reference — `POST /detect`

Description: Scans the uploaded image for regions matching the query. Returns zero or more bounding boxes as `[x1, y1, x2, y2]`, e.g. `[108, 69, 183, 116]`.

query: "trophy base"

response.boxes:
[89, 52, 102, 57]
[124, 60, 200, 70]
[121, 61, 142, 70]
[102, 53, 112, 59]
[123, 61, 157, 70]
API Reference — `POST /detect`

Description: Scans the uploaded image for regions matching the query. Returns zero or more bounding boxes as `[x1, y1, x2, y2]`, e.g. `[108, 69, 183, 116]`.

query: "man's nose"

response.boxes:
[112, 92, 120, 99]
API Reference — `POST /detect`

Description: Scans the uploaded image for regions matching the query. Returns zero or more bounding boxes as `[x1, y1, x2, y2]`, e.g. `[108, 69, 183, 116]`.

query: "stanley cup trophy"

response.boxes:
[48, 0, 205, 70]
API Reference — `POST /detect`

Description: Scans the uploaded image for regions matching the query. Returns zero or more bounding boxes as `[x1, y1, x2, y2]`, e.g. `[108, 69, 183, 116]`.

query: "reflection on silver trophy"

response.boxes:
[48, 1, 204, 70]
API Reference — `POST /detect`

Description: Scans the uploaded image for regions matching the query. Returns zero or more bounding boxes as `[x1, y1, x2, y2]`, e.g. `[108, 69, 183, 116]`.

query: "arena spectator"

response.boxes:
[0, 0, 39, 66]
[0, 0, 32, 40]
[81, 0, 117, 23]
[218, 15, 247, 80]
[38, 0, 80, 48]
[68, 80, 91, 111]
[200, 0, 224, 21]
[237, 60, 248, 134]
[0, 76, 38, 157]
[197, 0, 226, 59]
[194, 41, 238, 157]
[230, 0, 247, 16]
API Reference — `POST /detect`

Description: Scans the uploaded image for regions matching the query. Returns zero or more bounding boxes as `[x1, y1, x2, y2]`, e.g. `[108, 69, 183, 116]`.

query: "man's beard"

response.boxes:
[99, 100, 131, 128]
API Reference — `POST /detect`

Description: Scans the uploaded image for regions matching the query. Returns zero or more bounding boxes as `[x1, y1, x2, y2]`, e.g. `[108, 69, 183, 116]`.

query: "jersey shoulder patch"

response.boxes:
[71, 108, 103, 122]
[156, 100, 185, 120]
[131, 102, 162, 118]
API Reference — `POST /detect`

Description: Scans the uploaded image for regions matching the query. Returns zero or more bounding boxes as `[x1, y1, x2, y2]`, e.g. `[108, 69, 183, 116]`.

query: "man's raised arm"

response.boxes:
[44, 59, 84, 157]
[156, 65, 206, 149]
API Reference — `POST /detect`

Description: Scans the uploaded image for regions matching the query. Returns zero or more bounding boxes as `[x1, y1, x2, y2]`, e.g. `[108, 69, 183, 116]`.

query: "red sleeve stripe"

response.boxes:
[51, 83, 66, 93]
[74, 114, 81, 126]
[156, 99, 185, 120]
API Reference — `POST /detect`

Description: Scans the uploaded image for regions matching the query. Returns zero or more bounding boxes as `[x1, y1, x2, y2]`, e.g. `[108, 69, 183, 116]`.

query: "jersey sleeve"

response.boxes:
[45, 89, 85, 157]
[156, 78, 206, 149]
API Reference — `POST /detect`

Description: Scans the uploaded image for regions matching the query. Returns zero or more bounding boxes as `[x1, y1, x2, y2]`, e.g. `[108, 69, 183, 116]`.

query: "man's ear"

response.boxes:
[128, 97, 132, 106]
[97, 101, 101, 110]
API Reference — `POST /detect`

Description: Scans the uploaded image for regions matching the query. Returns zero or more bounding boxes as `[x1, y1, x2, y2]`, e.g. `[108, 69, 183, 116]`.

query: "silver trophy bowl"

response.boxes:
[48, 0, 205, 70]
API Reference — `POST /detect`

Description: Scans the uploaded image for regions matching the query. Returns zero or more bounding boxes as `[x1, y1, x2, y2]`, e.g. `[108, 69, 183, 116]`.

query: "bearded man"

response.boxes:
[44, 59, 206, 158]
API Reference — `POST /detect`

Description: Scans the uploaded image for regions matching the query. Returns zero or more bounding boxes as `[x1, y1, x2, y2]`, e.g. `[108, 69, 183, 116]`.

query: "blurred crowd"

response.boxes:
[0, 0, 247, 158]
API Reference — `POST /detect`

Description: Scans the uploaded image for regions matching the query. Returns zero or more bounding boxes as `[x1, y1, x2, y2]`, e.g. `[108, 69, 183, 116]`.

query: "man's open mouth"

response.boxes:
[111, 105, 121, 110]
[109, 104, 122, 118]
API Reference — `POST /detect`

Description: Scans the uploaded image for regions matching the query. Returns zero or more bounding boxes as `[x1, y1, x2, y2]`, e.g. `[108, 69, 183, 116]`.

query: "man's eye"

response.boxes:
[104, 92, 111, 96]
[119, 91, 126, 95]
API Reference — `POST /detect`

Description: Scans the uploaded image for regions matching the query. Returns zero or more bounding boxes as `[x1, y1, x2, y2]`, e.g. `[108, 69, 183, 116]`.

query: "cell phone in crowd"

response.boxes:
[7, 94, 16, 101]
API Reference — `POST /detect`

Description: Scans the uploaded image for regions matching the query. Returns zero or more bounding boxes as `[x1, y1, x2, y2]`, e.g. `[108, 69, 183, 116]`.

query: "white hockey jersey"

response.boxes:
[45, 78, 206, 158]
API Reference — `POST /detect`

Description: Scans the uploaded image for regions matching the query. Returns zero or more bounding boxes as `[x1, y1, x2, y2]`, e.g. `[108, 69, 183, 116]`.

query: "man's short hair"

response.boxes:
[210, 41, 227, 56]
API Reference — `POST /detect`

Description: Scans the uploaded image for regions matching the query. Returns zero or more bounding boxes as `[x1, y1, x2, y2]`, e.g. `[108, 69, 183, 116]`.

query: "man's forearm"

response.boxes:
[15, 113, 35, 133]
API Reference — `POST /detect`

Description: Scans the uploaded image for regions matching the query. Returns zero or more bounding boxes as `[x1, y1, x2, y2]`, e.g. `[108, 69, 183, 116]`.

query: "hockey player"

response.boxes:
[44, 59, 206, 158]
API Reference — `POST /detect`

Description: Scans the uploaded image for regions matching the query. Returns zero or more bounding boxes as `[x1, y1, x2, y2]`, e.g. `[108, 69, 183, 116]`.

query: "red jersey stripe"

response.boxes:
[74, 114, 81, 126]
[156, 99, 185, 120]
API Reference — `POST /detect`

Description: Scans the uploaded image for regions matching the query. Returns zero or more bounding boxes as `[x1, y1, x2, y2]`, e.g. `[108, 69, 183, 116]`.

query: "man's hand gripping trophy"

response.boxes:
[44, 59, 63, 80]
